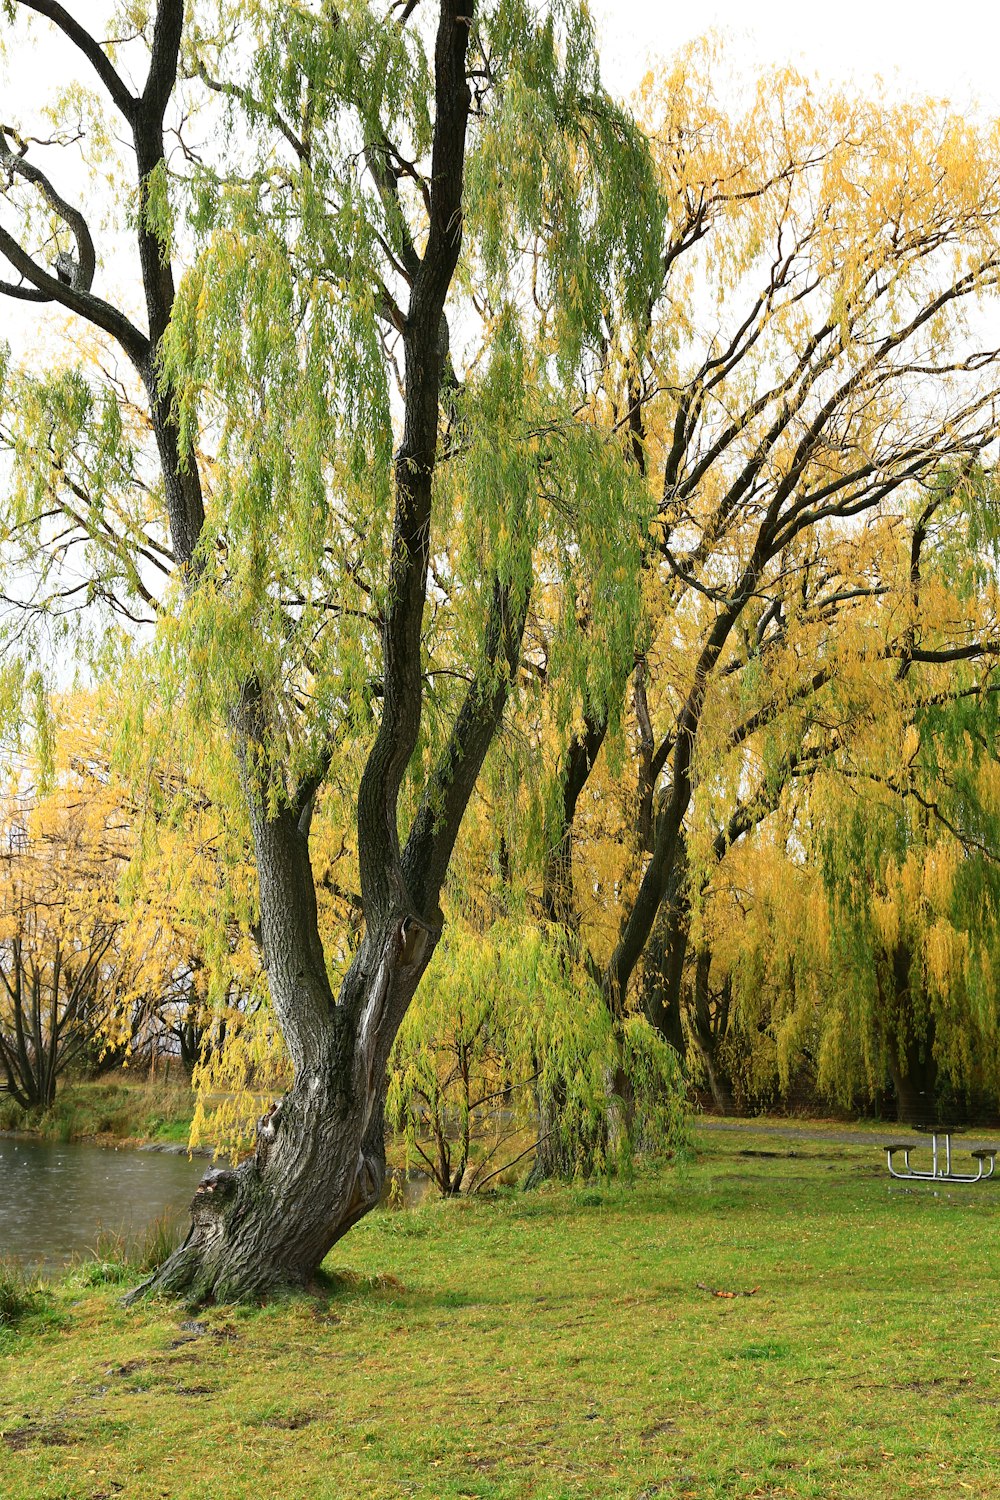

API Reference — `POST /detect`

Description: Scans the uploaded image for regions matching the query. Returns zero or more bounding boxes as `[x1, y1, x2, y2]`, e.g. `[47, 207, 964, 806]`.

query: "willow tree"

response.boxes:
[0, 0, 661, 1298]
[0, 766, 123, 1111]
[697, 673, 1000, 1124]
[512, 54, 1000, 1053]
[578, 452, 1000, 1118]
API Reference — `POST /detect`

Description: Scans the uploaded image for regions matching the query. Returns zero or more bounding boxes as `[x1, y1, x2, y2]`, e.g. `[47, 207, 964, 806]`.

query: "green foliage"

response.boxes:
[712, 653, 1000, 1118]
[466, 1, 665, 366]
[0, 1077, 196, 1144]
[388, 920, 688, 1191]
[142, 158, 174, 265]
[616, 1012, 691, 1164]
[0, 352, 157, 674]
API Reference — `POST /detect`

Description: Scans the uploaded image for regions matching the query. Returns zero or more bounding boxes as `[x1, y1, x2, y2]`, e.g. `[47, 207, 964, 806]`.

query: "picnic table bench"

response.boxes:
[885, 1125, 998, 1182]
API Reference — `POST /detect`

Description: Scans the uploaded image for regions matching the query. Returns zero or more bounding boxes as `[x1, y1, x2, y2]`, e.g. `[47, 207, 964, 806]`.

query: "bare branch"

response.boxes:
[18, 0, 136, 119]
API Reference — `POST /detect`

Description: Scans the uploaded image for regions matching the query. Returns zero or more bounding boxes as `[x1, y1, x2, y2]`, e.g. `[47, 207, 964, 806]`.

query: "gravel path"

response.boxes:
[696, 1117, 1000, 1151]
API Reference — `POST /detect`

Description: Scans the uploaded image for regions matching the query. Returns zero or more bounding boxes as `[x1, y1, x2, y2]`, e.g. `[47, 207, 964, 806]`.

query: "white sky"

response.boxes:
[591, 0, 1000, 114]
[2, 0, 999, 348]
[3, 2, 998, 133]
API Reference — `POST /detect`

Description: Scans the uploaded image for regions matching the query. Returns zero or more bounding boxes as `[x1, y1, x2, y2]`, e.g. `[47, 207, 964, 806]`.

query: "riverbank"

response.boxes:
[0, 1075, 197, 1150]
[3, 1125, 1000, 1499]
[0, 1071, 935, 1156]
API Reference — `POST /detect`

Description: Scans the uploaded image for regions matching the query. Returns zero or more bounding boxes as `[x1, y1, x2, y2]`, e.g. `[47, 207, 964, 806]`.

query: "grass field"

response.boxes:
[2, 1123, 1000, 1499]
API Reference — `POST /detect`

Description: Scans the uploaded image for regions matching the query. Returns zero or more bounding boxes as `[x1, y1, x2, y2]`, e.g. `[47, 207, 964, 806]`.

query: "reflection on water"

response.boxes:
[0, 1135, 205, 1268]
[382, 1168, 437, 1209]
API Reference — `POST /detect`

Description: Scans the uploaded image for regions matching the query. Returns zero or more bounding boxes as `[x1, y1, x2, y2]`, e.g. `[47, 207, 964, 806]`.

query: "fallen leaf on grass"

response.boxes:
[696, 1282, 760, 1298]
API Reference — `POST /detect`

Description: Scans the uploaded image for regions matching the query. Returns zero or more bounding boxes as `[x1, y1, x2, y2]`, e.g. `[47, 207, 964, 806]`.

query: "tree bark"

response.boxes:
[525, 1078, 576, 1185]
[879, 940, 938, 1127]
[527, 713, 607, 1183]
[638, 841, 690, 1057]
[129, 915, 433, 1302]
[687, 949, 734, 1116]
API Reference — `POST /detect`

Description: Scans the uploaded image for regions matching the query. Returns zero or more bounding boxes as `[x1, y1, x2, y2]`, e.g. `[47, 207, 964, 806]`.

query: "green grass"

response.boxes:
[79, 1212, 189, 1289]
[0, 1260, 42, 1329]
[3, 1126, 1000, 1498]
[0, 1075, 196, 1146]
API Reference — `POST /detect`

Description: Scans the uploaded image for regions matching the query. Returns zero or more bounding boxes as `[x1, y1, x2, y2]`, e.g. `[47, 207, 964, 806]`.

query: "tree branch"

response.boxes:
[18, 1, 136, 119]
[402, 568, 529, 916]
[356, 0, 473, 924]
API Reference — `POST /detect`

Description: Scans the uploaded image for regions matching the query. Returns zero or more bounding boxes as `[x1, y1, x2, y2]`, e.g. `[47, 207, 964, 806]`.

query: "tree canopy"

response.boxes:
[2, 5, 1000, 1296]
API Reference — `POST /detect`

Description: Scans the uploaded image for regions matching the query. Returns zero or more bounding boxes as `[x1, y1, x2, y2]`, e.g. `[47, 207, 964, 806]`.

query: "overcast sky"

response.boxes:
[590, 0, 1000, 114]
[5, 2, 998, 128]
[2, 0, 998, 350]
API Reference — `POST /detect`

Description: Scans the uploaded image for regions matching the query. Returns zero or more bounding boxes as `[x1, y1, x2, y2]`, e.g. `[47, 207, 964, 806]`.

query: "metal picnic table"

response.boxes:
[885, 1124, 998, 1183]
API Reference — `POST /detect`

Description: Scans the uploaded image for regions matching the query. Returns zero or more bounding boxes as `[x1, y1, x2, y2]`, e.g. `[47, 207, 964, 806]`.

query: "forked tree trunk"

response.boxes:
[127, 0, 487, 1303]
[2, 0, 500, 1305]
[128, 914, 435, 1303]
[129, 743, 453, 1304]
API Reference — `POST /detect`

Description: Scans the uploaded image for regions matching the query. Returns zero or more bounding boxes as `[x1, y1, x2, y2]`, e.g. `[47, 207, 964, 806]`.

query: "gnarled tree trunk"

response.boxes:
[132, 912, 433, 1302]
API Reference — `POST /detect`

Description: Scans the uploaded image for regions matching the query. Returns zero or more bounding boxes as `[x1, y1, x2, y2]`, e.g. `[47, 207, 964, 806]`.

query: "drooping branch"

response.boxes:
[4, 1, 205, 571]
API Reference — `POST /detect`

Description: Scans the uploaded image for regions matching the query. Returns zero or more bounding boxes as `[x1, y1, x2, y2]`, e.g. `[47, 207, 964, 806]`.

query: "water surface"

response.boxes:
[0, 1135, 204, 1268]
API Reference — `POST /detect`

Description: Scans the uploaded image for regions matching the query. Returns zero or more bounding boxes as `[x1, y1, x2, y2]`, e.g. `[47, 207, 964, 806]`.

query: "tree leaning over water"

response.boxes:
[0, 0, 662, 1297]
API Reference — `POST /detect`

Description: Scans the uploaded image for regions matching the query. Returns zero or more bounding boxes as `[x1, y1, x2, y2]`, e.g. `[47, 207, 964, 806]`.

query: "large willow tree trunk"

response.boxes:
[889, 1044, 939, 1129]
[133, 911, 433, 1303]
[125, 0, 516, 1303]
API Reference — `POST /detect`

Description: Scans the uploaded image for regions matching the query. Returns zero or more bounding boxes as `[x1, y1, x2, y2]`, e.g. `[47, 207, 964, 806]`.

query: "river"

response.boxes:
[0, 1136, 437, 1267]
[0, 1135, 205, 1268]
